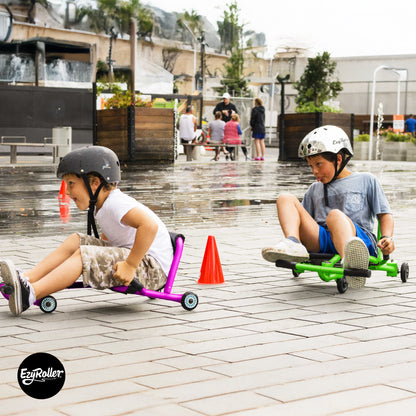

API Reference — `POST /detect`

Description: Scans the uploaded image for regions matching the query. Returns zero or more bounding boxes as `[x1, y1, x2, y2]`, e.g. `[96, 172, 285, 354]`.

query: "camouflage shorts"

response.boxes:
[78, 233, 167, 291]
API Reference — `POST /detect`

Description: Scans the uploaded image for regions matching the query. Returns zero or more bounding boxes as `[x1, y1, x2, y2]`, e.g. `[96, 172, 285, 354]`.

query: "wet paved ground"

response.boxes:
[1, 148, 416, 415]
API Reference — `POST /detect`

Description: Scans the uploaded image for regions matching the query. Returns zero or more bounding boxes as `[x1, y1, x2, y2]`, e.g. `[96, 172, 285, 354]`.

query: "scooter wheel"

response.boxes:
[181, 292, 198, 311]
[0, 284, 13, 295]
[292, 270, 300, 278]
[400, 262, 409, 283]
[40, 296, 57, 313]
[336, 277, 348, 294]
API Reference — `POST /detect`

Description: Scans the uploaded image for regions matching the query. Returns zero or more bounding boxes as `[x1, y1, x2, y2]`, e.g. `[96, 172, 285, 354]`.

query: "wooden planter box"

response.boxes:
[135, 107, 174, 162]
[278, 113, 354, 161]
[96, 107, 133, 161]
[96, 107, 174, 163]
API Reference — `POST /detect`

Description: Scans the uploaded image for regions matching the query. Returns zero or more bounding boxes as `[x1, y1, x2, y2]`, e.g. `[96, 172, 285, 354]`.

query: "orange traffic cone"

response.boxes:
[58, 180, 66, 199]
[59, 197, 71, 223]
[198, 236, 224, 284]
[57, 180, 71, 223]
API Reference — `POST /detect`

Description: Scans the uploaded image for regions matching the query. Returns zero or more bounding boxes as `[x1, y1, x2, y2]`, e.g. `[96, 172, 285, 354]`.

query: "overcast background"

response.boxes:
[145, 0, 416, 58]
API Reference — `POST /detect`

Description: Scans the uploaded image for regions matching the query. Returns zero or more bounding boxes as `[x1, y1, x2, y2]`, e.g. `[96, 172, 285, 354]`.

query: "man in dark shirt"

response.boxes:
[213, 92, 250, 160]
[213, 92, 238, 122]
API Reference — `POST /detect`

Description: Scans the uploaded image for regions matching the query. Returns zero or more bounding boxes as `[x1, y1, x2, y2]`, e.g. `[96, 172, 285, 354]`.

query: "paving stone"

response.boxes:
[182, 391, 277, 415]
[1, 154, 416, 414]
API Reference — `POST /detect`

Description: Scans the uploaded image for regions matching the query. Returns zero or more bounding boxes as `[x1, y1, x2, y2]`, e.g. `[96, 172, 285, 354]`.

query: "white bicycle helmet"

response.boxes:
[298, 125, 353, 158]
[298, 125, 353, 206]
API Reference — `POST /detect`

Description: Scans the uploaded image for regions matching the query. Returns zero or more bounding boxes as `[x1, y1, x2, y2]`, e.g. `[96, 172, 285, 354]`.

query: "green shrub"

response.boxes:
[354, 134, 369, 142]
[295, 102, 341, 113]
[384, 132, 413, 142]
[379, 127, 413, 142]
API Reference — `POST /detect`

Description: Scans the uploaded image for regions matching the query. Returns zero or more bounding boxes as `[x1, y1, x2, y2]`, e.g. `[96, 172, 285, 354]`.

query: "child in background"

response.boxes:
[1, 146, 173, 316]
[262, 125, 394, 289]
[223, 113, 249, 161]
[208, 111, 228, 161]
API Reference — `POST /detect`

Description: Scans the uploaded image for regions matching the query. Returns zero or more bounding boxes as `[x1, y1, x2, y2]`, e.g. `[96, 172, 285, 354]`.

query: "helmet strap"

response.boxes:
[324, 153, 352, 206]
[81, 174, 105, 238]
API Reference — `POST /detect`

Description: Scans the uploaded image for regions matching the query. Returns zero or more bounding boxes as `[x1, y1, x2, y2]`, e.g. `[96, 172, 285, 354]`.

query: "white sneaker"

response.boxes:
[343, 237, 369, 289]
[262, 238, 309, 263]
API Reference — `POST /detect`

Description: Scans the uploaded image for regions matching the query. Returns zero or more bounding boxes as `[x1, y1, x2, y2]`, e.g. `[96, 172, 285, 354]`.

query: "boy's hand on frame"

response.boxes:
[113, 261, 136, 286]
[377, 236, 394, 255]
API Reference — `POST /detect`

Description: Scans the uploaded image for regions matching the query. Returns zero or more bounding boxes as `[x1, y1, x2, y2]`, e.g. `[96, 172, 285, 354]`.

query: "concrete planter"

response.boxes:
[380, 141, 406, 161]
[353, 141, 374, 160]
[354, 140, 416, 161]
[405, 142, 416, 161]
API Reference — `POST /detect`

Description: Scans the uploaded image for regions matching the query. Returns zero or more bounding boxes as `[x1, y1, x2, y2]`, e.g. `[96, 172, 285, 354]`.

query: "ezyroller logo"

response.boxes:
[17, 353, 65, 399]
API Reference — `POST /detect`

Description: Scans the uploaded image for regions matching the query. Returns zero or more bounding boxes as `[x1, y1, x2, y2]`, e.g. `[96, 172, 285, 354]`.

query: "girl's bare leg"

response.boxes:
[276, 194, 320, 252]
[25, 233, 80, 284]
[32, 249, 83, 299]
[215, 147, 220, 160]
[260, 140, 265, 158]
[255, 140, 261, 158]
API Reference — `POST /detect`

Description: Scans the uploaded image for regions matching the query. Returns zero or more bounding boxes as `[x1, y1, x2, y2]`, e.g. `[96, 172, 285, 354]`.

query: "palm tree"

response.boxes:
[176, 9, 202, 42]
[75, 0, 154, 81]
[76, 0, 153, 38]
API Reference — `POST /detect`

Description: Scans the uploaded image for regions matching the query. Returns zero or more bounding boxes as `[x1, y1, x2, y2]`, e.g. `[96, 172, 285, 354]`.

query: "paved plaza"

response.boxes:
[1, 147, 416, 415]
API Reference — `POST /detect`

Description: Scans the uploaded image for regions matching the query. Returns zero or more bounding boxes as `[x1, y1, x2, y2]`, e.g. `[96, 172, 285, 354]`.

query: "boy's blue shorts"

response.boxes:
[319, 223, 376, 256]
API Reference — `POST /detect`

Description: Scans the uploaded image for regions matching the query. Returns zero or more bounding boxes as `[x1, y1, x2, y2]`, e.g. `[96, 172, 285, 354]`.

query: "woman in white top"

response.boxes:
[178, 105, 197, 161]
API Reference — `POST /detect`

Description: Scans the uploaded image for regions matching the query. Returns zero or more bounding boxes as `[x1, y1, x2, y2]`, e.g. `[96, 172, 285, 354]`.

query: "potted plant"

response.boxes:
[379, 128, 416, 161]
[279, 52, 353, 161]
[353, 134, 373, 160]
[95, 84, 175, 163]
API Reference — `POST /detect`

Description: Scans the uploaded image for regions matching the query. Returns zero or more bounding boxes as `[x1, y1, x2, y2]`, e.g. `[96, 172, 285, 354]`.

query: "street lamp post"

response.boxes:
[391, 69, 407, 114]
[369, 65, 390, 160]
[198, 31, 206, 96]
[268, 72, 279, 145]
[277, 74, 290, 162]
[181, 21, 197, 92]
[369, 66, 408, 160]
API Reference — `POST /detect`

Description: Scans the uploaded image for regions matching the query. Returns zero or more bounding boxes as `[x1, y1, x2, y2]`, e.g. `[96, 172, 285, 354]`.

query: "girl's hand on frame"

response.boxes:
[113, 261, 136, 286]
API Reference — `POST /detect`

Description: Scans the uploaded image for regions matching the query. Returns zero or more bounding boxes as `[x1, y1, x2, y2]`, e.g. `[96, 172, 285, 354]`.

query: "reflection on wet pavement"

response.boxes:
[0, 160, 415, 238]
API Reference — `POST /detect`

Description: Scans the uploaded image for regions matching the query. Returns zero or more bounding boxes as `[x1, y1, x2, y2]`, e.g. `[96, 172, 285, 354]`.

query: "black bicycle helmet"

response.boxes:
[57, 145, 121, 183]
[57, 146, 121, 237]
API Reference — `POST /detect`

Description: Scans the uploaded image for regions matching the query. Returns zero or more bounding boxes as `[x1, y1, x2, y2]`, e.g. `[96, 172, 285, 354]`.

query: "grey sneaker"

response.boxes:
[262, 238, 309, 263]
[1, 260, 31, 316]
[343, 237, 369, 289]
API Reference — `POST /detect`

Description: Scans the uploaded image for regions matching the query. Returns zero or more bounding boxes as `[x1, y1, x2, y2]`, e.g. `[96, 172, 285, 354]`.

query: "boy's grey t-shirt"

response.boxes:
[302, 172, 391, 247]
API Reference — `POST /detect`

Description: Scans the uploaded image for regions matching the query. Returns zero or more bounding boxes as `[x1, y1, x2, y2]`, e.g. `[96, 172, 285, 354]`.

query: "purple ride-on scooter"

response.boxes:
[1, 232, 198, 313]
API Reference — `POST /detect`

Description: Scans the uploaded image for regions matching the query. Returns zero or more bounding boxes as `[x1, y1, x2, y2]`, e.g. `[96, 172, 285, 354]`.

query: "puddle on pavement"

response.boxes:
[0, 160, 415, 237]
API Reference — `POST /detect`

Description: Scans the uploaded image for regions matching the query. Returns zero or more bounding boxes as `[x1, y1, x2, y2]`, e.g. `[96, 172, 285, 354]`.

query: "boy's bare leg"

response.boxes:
[326, 209, 356, 258]
[25, 233, 81, 284]
[276, 194, 320, 252]
[32, 249, 83, 299]
[262, 194, 320, 263]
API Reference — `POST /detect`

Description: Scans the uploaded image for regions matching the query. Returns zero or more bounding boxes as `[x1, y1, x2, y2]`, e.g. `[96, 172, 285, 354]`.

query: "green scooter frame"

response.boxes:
[275, 231, 409, 293]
